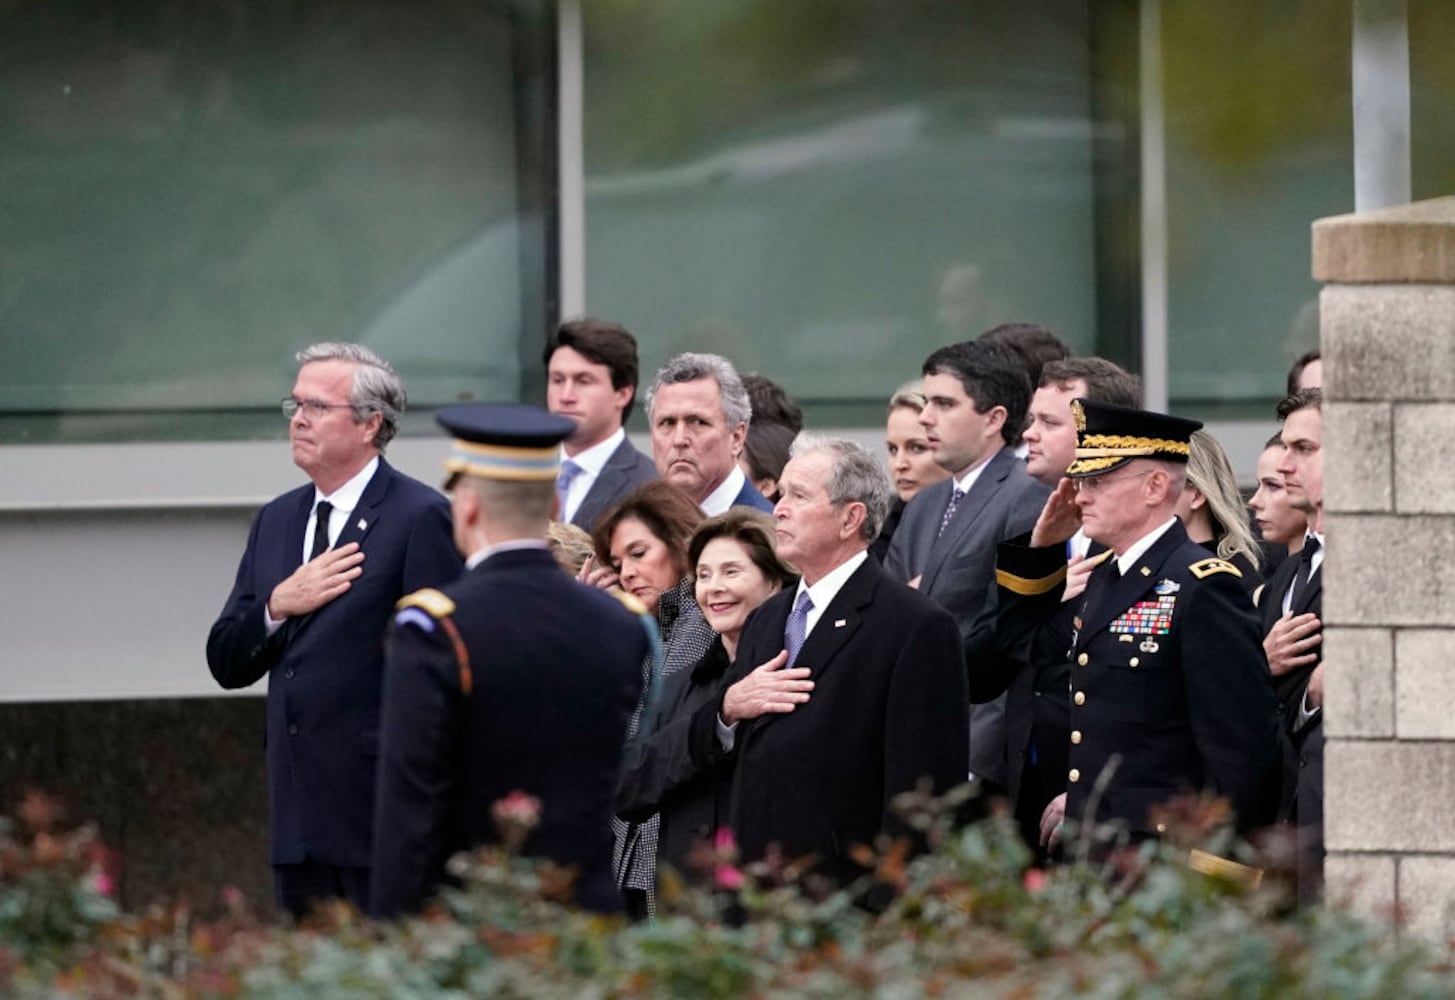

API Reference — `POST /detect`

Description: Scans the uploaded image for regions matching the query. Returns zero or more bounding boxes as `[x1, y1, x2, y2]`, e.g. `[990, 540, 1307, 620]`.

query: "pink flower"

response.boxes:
[714, 863, 744, 891]
[1023, 868, 1048, 893]
[93, 871, 115, 897]
[493, 791, 543, 828]
[713, 827, 737, 855]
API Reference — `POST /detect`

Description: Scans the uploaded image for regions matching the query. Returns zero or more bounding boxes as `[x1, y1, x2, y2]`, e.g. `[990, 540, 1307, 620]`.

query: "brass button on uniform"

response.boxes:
[1071, 730, 1082, 744]
[1077, 652, 1089, 666]
[1069, 768, 1081, 783]
[1074, 690, 1086, 706]
[1129, 657, 1140, 668]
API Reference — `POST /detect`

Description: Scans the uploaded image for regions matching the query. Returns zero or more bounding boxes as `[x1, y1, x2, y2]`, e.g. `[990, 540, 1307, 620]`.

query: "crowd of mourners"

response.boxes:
[206, 322, 1328, 920]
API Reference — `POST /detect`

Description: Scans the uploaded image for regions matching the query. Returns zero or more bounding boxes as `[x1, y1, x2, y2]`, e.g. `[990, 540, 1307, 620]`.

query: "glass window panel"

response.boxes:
[1162, 2, 1352, 418]
[0, 0, 550, 443]
[583, 1, 1106, 421]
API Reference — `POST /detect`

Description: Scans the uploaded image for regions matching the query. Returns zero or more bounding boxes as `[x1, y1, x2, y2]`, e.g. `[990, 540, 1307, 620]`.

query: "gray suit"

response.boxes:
[884, 447, 1050, 787]
[569, 436, 658, 532]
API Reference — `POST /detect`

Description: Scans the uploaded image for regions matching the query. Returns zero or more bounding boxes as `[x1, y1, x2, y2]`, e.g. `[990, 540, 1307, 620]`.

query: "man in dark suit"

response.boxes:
[884, 338, 1050, 792]
[207, 343, 462, 917]
[697, 436, 968, 879]
[369, 405, 652, 918]
[993, 400, 1284, 851]
[1262, 388, 1325, 903]
[966, 357, 1141, 855]
[545, 319, 657, 532]
[646, 353, 774, 515]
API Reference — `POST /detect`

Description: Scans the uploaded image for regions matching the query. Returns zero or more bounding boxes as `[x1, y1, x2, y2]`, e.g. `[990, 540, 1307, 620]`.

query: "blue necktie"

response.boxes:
[937, 487, 966, 539]
[784, 591, 814, 668]
[555, 459, 583, 518]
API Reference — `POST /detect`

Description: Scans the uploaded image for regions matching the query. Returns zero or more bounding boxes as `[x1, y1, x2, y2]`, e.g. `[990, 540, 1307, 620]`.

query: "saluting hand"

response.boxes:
[1031, 478, 1081, 548]
[1263, 611, 1322, 677]
[721, 650, 814, 725]
[267, 543, 365, 620]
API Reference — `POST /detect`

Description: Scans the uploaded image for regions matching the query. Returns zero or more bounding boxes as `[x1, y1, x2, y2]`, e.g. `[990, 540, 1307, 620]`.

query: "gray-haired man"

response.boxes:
[700, 436, 968, 880]
[646, 352, 773, 514]
[207, 342, 462, 917]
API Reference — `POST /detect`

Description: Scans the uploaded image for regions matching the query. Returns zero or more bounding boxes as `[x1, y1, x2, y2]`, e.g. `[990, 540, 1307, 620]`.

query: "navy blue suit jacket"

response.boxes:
[369, 547, 649, 917]
[698, 556, 968, 872]
[207, 458, 462, 867]
[731, 476, 775, 513]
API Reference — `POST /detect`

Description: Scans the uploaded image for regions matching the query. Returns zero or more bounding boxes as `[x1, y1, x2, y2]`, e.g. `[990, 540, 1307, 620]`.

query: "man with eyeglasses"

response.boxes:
[991, 400, 1283, 856]
[207, 342, 461, 918]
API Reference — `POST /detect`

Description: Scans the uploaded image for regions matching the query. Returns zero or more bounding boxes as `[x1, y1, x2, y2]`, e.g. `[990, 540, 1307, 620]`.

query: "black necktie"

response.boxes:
[1289, 535, 1320, 609]
[309, 501, 334, 561]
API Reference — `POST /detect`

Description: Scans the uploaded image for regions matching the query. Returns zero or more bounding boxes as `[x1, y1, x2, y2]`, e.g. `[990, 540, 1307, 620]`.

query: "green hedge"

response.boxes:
[1, 787, 1448, 999]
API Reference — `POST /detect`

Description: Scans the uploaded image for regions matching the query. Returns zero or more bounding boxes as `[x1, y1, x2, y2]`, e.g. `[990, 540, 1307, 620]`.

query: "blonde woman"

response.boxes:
[1175, 430, 1263, 595]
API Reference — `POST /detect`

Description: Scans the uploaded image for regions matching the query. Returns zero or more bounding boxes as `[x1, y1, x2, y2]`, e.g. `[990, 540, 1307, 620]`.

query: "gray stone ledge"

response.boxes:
[1314, 197, 1455, 283]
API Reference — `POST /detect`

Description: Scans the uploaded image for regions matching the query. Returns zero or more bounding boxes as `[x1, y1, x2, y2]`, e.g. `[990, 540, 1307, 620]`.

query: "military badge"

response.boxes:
[1108, 596, 1176, 636]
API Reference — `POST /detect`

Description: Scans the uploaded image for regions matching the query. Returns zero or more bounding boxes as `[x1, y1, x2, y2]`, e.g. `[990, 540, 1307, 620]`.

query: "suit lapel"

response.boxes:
[574, 443, 629, 528]
[334, 459, 391, 551]
[288, 460, 391, 644]
[283, 489, 312, 572]
[1292, 562, 1322, 615]
[920, 449, 1011, 592]
[747, 558, 876, 737]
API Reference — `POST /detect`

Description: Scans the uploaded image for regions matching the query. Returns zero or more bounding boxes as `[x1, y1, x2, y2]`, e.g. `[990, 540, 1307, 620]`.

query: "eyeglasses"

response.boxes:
[281, 397, 357, 420]
[1073, 469, 1155, 493]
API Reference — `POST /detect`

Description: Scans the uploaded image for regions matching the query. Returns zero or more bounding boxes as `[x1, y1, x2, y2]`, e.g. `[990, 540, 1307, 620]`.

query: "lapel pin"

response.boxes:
[834, 619, 847, 628]
[357, 518, 368, 531]
[1140, 566, 1151, 577]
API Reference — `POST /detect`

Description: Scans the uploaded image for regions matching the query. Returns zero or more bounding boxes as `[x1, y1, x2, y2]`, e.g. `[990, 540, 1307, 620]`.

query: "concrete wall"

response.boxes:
[1317, 196, 1455, 940]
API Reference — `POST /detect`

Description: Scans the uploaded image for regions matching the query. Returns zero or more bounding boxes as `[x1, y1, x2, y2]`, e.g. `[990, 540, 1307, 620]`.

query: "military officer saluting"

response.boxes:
[993, 400, 1283, 849]
[369, 404, 653, 918]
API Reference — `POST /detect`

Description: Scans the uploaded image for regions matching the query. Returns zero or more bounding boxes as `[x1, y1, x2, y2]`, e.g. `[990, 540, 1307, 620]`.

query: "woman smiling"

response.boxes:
[615, 509, 797, 884]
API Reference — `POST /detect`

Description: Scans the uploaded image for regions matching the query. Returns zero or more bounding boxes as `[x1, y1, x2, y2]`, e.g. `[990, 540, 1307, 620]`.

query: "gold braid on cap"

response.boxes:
[1066, 454, 1125, 474]
[1078, 434, 1191, 457]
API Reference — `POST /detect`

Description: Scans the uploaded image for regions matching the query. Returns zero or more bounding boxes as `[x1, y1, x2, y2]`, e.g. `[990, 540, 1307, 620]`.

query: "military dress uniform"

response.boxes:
[992, 400, 1284, 845]
[368, 405, 655, 918]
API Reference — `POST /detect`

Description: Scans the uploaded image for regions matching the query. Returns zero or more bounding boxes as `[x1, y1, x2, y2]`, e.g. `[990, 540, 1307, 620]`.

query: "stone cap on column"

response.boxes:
[1314, 196, 1455, 283]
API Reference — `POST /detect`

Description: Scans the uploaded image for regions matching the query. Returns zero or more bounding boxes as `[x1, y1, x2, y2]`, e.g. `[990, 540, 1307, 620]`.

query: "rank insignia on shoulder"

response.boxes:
[1155, 578, 1181, 595]
[396, 587, 457, 618]
[608, 588, 650, 618]
[1189, 557, 1241, 580]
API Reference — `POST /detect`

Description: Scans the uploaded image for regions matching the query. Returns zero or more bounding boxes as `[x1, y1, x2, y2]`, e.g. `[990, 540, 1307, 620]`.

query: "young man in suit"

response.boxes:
[207, 343, 462, 917]
[1262, 387, 1325, 903]
[646, 352, 774, 515]
[993, 400, 1284, 851]
[883, 338, 1050, 793]
[369, 405, 652, 918]
[545, 319, 657, 532]
[698, 436, 968, 880]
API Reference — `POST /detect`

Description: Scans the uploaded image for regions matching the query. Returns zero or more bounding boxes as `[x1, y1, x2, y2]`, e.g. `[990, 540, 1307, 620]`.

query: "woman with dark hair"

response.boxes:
[615, 508, 798, 887]
[588, 480, 711, 918]
[739, 420, 796, 503]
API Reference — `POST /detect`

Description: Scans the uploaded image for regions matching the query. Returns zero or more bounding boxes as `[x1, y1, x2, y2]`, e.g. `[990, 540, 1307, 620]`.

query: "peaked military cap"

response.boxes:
[1065, 399, 1203, 478]
[438, 404, 575, 487]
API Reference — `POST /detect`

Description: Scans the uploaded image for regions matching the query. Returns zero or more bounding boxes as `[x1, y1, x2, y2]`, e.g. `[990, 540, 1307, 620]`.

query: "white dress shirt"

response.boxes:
[718, 550, 870, 749]
[701, 464, 751, 516]
[265, 457, 379, 633]
[559, 427, 625, 524]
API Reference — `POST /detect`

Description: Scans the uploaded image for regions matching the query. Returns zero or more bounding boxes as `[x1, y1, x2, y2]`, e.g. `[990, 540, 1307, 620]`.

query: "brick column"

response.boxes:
[1315, 196, 1455, 937]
